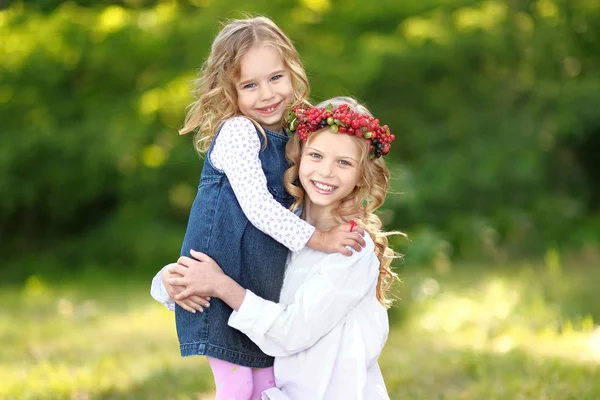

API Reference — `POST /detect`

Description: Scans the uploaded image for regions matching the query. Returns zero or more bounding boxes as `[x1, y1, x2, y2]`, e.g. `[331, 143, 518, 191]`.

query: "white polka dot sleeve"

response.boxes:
[210, 117, 315, 252]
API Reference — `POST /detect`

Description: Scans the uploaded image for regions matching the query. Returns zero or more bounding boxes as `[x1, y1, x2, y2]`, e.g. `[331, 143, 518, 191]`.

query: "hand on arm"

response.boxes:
[306, 223, 366, 256]
[169, 250, 247, 311]
[162, 264, 211, 313]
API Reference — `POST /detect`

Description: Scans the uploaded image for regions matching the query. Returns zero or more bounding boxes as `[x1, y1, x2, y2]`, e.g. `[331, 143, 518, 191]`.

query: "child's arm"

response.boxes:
[170, 238, 379, 357]
[212, 117, 365, 255]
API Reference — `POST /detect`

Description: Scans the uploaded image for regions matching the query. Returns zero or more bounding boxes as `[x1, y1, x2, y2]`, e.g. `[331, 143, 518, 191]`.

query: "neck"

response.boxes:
[263, 124, 284, 134]
[301, 199, 341, 232]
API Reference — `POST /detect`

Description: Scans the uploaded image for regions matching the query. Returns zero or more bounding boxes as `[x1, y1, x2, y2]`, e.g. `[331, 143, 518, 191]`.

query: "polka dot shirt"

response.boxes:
[210, 117, 315, 252]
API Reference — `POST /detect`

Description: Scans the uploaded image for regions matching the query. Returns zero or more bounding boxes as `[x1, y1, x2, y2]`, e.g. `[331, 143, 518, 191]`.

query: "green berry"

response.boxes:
[327, 117, 334, 125]
[330, 124, 339, 133]
[364, 131, 373, 139]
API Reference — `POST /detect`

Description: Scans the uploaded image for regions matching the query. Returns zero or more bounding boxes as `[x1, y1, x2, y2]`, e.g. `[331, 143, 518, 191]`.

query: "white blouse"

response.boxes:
[228, 234, 390, 400]
[151, 235, 391, 399]
[210, 117, 314, 252]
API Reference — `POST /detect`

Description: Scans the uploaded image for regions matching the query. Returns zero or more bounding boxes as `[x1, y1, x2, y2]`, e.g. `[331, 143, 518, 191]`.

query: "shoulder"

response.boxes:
[215, 116, 260, 150]
[321, 233, 378, 269]
[221, 116, 258, 135]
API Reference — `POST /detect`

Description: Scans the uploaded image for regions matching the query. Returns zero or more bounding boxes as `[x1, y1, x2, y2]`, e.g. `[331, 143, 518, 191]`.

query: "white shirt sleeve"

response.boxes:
[228, 237, 380, 357]
[150, 264, 176, 311]
[210, 117, 315, 252]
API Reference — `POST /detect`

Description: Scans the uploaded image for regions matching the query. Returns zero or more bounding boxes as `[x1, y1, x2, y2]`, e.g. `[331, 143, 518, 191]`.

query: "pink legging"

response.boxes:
[207, 357, 275, 400]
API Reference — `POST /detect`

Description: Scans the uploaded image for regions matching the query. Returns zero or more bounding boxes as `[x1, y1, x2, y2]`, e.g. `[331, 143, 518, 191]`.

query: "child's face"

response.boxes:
[236, 44, 293, 132]
[299, 130, 363, 209]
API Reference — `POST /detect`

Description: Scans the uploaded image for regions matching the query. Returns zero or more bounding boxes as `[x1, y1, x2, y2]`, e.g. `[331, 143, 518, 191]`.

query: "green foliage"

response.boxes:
[1, 0, 599, 273]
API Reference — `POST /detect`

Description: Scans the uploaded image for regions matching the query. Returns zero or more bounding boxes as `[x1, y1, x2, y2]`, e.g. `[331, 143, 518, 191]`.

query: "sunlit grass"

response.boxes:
[1, 257, 599, 399]
[0, 279, 214, 400]
[382, 256, 600, 399]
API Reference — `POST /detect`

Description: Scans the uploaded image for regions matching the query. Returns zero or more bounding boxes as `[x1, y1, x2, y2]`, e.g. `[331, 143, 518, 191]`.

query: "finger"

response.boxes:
[175, 300, 196, 313]
[189, 295, 210, 308]
[184, 298, 204, 313]
[168, 285, 183, 295]
[338, 245, 353, 256]
[177, 256, 198, 268]
[165, 262, 179, 273]
[353, 232, 366, 247]
[353, 226, 365, 236]
[189, 249, 206, 261]
[190, 250, 215, 264]
[345, 241, 361, 253]
[171, 263, 189, 275]
[344, 236, 364, 250]
[169, 277, 187, 287]
[174, 287, 193, 301]
[165, 269, 184, 279]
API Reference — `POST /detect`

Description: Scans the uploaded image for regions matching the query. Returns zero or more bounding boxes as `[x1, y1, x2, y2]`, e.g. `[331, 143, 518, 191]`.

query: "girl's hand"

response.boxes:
[162, 263, 211, 314]
[309, 223, 366, 256]
[168, 250, 226, 300]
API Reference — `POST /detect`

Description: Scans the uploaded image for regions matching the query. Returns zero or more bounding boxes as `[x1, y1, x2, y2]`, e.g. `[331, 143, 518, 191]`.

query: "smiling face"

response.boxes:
[298, 129, 364, 213]
[235, 44, 294, 133]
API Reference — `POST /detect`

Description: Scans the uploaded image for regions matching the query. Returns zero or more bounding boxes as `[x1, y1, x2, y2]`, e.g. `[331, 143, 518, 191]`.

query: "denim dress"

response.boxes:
[176, 124, 294, 368]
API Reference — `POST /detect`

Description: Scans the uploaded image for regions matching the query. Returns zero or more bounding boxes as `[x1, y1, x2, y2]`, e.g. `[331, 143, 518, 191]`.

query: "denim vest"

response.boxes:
[176, 123, 294, 368]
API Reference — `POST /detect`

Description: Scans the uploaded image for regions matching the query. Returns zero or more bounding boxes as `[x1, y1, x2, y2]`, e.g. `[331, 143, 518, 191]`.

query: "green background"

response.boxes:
[1, 0, 599, 398]
[2, 0, 599, 276]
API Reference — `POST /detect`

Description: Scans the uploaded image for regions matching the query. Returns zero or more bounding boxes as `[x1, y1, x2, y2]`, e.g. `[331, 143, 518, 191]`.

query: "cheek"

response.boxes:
[282, 77, 293, 97]
[343, 171, 361, 190]
[236, 92, 245, 110]
[298, 163, 309, 183]
[237, 91, 252, 110]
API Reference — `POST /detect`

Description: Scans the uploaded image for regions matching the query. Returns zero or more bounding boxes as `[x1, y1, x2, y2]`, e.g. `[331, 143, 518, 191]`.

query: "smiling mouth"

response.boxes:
[311, 180, 337, 193]
[256, 101, 281, 113]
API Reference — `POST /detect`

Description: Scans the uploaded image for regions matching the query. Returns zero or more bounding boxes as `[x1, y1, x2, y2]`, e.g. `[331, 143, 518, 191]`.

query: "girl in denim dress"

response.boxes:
[151, 17, 365, 400]
[156, 97, 400, 399]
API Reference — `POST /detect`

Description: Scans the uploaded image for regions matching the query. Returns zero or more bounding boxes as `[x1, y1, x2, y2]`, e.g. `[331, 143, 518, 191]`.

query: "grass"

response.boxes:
[1, 253, 599, 399]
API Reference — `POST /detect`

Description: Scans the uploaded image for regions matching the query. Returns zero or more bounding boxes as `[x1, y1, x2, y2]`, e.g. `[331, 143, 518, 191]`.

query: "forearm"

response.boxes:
[215, 118, 314, 252]
[215, 275, 247, 311]
[305, 229, 324, 251]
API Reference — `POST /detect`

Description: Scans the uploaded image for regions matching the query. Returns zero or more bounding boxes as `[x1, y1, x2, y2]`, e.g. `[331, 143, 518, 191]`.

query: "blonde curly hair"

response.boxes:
[284, 97, 402, 308]
[180, 16, 310, 153]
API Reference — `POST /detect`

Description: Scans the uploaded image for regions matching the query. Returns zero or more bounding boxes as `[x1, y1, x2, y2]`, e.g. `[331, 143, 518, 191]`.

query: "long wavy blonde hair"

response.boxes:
[180, 16, 310, 153]
[284, 97, 402, 308]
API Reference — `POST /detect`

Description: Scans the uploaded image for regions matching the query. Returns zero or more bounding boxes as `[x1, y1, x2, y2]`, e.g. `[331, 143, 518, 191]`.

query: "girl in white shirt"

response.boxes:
[158, 96, 399, 399]
[167, 16, 366, 400]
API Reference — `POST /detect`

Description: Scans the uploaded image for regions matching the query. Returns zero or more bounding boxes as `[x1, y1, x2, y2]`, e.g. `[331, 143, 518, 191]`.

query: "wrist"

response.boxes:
[215, 275, 247, 311]
[307, 229, 325, 251]
[213, 274, 229, 299]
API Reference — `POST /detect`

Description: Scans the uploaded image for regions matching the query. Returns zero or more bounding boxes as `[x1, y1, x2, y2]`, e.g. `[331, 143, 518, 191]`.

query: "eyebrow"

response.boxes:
[237, 69, 287, 87]
[306, 147, 359, 163]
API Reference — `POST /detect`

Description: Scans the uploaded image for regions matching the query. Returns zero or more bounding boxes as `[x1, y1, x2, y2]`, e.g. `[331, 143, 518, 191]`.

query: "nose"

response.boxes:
[318, 161, 334, 178]
[260, 84, 274, 101]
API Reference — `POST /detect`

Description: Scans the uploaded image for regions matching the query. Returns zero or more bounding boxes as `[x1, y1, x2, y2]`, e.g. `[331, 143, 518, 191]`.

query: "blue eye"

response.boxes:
[308, 152, 322, 159]
[271, 74, 283, 81]
[339, 160, 351, 166]
[243, 83, 256, 89]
